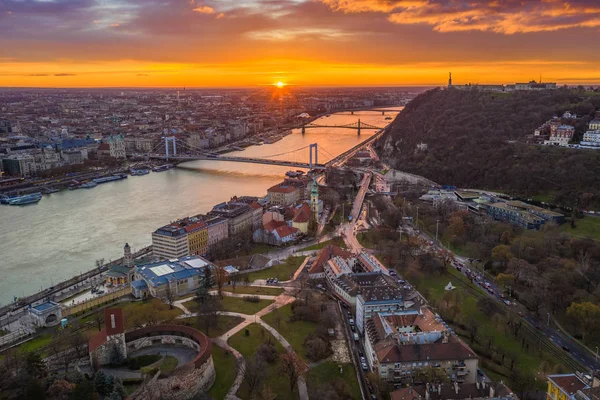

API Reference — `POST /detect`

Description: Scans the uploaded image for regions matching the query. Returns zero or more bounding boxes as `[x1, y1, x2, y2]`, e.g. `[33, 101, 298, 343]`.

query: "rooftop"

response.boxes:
[548, 374, 589, 396]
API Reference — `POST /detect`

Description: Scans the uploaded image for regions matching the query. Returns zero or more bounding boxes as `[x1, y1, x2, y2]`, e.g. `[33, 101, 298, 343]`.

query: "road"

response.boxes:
[417, 226, 600, 371]
[340, 172, 372, 253]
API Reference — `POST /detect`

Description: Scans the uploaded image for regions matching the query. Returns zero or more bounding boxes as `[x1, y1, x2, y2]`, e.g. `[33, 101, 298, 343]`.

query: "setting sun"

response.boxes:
[275, 81, 285, 88]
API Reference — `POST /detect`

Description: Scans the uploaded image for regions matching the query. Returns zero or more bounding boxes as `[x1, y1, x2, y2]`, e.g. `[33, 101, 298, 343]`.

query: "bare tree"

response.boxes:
[280, 352, 304, 392]
[95, 258, 105, 270]
[215, 265, 227, 298]
[93, 311, 104, 331]
[165, 281, 175, 310]
[239, 353, 267, 397]
[196, 294, 221, 336]
[577, 250, 592, 291]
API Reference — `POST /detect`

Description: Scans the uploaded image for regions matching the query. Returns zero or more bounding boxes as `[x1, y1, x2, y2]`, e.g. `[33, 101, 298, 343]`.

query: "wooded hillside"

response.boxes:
[379, 88, 600, 208]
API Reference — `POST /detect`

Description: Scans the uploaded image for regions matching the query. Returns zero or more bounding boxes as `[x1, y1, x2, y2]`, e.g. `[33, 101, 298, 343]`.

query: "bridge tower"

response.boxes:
[309, 143, 318, 169]
[357, 119, 361, 136]
[164, 136, 177, 160]
[301, 123, 306, 135]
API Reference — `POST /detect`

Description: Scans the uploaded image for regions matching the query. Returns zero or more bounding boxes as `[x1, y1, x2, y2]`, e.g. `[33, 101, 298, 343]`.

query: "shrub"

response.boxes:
[243, 295, 261, 303]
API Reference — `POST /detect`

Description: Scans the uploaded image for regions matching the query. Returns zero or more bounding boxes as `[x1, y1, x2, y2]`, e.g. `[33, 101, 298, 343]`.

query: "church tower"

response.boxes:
[123, 243, 133, 268]
[310, 178, 319, 218]
[448, 72, 452, 87]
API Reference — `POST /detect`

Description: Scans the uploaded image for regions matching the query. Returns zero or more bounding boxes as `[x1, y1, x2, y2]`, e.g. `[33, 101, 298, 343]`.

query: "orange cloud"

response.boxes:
[193, 5, 215, 14]
[321, 0, 600, 34]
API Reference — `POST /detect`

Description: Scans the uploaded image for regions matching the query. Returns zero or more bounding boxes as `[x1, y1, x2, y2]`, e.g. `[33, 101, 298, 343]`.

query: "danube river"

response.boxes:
[0, 108, 400, 305]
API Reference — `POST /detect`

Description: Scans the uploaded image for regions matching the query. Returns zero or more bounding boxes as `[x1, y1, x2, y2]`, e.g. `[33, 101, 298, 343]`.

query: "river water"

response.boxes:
[0, 108, 401, 305]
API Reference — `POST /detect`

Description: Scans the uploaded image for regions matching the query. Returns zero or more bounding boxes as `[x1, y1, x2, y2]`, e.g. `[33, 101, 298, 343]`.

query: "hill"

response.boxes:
[378, 88, 600, 208]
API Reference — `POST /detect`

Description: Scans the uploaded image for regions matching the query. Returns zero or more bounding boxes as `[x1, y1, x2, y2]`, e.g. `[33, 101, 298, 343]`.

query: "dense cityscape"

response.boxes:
[2, 0, 600, 400]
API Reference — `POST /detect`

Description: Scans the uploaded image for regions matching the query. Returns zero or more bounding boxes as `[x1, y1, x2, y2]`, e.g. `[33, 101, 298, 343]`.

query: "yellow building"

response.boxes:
[547, 374, 589, 400]
[186, 221, 208, 256]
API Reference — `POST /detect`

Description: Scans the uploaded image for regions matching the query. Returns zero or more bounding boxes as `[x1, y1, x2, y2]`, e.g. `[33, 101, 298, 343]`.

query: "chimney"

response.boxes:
[476, 381, 480, 390]
[489, 385, 495, 398]
[454, 381, 459, 395]
[482, 380, 486, 390]
[438, 384, 441, 394]
[425, 385, 430, 400]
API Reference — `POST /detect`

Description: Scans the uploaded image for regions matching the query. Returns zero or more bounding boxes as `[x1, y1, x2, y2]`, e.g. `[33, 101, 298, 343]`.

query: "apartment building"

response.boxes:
[152, 225, 190, 260]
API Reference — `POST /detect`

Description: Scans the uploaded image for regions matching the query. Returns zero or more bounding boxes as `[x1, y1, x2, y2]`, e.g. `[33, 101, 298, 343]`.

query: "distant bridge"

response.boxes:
[300, 119, 383, 135]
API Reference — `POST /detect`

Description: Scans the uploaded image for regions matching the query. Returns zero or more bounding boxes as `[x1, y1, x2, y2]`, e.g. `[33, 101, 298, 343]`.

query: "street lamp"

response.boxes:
[596, 347, 598, 361]
[435, 220, 439, 243]
[547, 312, 550, 327]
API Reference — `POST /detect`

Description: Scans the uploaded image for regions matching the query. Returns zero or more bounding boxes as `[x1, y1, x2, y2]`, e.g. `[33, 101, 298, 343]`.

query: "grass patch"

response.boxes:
[262, 304, 317, 361]
[80, 299, 183, 330]
[223, 286, 284, 296]
[243, 256, 306, 282]
[125, 354, 161, 370]
[404, 265, 564, 383]
[177, 314, 244, 338]
[561, 216, 600, 240]
[160, 356, 178, 374]
[307, 362, 361, 400]
[208, 346, 238, 400]
[184, 296, 274, 315]
[248, 243, 278, 255]
[228, 324, 295, 400]
[302, 238, 346, 251]
[17, 334, 52, 355]
[356, 231, 377, 249]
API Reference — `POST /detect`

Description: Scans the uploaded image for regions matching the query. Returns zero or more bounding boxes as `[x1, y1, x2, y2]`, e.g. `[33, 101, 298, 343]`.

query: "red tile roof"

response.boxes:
[264, 219, 287, 233]
[375, 340, 477, 364]
[308, 245, 353, 275]
[267, 183, 298, 194]
[183, 221, 207, 233]
[105, 308, 125, 336]
[275, 225, 299, 238]
[249, 201, 263, 210]
[88, 328, 107, 353]
[293, 203, 312, 223]
[549, 375, 588, 395]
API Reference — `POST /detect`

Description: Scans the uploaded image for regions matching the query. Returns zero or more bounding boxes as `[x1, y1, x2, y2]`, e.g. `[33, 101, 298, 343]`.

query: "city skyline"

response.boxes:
[2, 0, 600, 87]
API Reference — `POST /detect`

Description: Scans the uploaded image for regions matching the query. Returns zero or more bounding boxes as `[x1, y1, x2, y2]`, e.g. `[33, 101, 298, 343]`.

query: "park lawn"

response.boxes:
[356, 232, 378, 249]
[262, 304, 317, 361]
[208, 345, 238, 400]
[184, 296, 273, 315]
[403, 266, 559, 381]
[243, 256, 306, 282]
[160, 356, 178, 374]
[228, 324, 296, 400]
[80, 298, 183, 330]
[248, 243, 278, 255]
[17, 334, 52, 355]
[302, 237, 346, 251]
[306, 362, 361, 400]
[223, 286, 284, 296]
[561, 216, 600, 240]
[177, 315, 244, 338]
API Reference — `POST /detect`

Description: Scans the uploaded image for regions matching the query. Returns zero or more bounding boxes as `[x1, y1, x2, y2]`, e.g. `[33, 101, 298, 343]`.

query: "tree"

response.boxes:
[280, 352, 304, 392]
[196, 294, 221, 336]
[48, 379, 76, 400]
[305, 336, 330, 361]
[94, 370, 109, 395]
[95, 258, 105, 270]
[567, 301, 600, 341]
[204, 265, 213, 289]
[239, 353, 267, 397]
[92, 311, 104, 331]
[491, 245, 513, 268]
[164, 281, 176, 310]
[257, 342, 279, 364]
[215, 265, 227, 298]
[466, 316, 479, 343]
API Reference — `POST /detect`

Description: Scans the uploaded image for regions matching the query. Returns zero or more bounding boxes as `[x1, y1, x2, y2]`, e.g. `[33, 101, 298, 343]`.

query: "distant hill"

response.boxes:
[378, 88, 600, 209]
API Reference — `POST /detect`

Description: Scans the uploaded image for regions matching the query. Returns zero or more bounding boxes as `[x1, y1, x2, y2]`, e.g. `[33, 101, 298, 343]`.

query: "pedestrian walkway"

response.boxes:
[212, 338, 244, 400]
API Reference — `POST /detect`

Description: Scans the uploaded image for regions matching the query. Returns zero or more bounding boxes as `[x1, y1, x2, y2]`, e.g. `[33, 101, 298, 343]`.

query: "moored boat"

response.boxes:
[8, 193, 42, 206]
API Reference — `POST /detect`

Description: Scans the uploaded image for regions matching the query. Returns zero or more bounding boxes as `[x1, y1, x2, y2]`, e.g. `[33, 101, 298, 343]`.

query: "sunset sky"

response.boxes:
[1, 0, 600, 87]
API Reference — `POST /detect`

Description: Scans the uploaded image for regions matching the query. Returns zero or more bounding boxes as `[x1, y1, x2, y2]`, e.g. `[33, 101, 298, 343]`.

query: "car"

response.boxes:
[358, 350, 364, 357]
[562, 345, 570, 352]
[273, 278, 279, 283]
[351, 325, 356, 332]
[500, 294, 505, 299]
[360, 356, 366, 363]
[488, 289, 494, 294]
[398, 280, 405, 284]
[518, 312, 525, 317]
[349, 318, 355, 325]
[504, 300, 511, 306]
[361, 363, 368, 371]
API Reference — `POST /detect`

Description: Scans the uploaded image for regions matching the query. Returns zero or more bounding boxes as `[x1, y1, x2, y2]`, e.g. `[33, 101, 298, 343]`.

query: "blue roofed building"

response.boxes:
[29, 301, 62, 327]
[130, 255, 216, 299]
